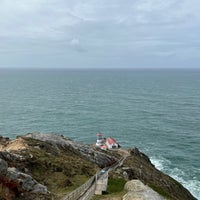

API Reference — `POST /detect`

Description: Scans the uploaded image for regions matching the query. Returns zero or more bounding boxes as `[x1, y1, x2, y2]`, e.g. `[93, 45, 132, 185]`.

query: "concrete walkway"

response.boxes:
[95, 171, 108, 195]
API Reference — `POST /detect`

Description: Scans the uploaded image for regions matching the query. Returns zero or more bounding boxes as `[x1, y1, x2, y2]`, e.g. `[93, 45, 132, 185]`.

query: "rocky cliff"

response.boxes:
[0, 133, 197, 200]
[0, 133, 118, 200]
[117, 148, 197, 200]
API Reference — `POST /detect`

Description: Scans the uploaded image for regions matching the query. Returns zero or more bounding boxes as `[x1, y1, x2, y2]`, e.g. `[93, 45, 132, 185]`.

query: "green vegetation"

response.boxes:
[1, 135, 196, 200]
[148, 183, 172, 199]
[20, 137, 99, 198]
[107, 178, 126, 194]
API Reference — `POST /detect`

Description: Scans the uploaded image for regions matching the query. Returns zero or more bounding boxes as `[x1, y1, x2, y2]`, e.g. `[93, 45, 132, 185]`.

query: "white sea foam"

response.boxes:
[150, 156, 165, 171]
[170, 170, 200, 200]
[150, 157, 200, 200]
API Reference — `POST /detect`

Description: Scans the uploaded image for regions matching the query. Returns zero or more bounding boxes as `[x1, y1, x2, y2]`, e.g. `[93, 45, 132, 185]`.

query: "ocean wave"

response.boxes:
[150, 157, 200, 200]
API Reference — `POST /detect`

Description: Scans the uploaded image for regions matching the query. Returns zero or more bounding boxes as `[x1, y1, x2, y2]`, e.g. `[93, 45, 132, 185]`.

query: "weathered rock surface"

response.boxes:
[0, 158, 50, 200]
[24, 132, 118, 167]
[0, 133, 117, 199]
[0, 133, 198, 200]
[123, 180, 167, 200]
[0, 158, 8, 176]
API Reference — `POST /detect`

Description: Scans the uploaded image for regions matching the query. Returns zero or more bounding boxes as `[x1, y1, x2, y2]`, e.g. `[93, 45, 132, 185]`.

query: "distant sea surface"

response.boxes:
[0, 68, 200, 199]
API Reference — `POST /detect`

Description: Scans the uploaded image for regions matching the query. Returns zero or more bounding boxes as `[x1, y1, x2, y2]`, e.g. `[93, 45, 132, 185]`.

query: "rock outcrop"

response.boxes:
[0, 158, 50, 200]
[0, 133, 197, 200]
[23, 132, 118, 167]
[120, 148, 197, 200]
[0, 133, 118, 199]
[123, 180, 167, 200]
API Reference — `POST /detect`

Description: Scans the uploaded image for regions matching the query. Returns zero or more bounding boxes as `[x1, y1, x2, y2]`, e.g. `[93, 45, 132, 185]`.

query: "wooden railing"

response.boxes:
[78, 183, 96, 200]
[61, 155, 127, 200]
[61, 175, 95, 200]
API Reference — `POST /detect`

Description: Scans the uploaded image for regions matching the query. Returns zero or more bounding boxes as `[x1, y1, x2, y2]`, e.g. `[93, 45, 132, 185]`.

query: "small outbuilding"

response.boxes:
[106, 137, 119, 149]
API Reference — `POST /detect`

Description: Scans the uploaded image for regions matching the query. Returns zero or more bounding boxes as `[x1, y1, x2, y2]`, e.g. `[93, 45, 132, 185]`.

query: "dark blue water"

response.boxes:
[0, 68, 199, 199]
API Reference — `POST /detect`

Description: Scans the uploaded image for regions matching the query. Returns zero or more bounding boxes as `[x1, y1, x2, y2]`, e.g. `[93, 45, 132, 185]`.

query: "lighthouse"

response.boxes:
[96, 132, 103, 147]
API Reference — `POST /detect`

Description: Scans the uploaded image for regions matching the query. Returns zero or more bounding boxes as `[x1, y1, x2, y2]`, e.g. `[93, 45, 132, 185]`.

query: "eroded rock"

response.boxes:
[0, 133, 198, 200]
[0, 158, 8, 176]
[122, 148, 197, 200]
[0, 159, 49, 200]
[23, 132, 118, 167]
[123, 180, 167, 200]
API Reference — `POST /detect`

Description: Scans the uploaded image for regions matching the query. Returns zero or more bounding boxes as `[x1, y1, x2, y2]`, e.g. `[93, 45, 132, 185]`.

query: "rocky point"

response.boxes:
[0, 133, 197, 200]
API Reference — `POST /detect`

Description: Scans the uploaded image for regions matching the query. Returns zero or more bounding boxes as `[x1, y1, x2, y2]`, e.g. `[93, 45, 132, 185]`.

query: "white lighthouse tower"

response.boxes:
[96, 132, 103, 147]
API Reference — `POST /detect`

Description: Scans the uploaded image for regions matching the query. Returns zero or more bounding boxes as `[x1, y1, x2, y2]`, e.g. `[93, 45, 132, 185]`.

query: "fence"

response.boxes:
[79, 183, 96, 200]
[61, 175, 95, 200]
[61, 155, 127, 200]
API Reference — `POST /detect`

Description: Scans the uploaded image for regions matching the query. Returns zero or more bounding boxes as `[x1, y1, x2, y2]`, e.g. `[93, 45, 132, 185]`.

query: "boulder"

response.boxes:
[123, 180, 167, 200]
[0, 158, 8, 176]
[0, 159, 49, 199]
[124, 179, 147, 192]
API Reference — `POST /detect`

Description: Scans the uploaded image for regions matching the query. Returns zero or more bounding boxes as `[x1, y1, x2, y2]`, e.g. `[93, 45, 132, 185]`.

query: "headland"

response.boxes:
[0, 133, 197, 200]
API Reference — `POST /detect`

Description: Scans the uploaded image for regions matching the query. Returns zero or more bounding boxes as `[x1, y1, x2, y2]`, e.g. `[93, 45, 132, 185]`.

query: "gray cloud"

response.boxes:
[0, 0, 200, 68]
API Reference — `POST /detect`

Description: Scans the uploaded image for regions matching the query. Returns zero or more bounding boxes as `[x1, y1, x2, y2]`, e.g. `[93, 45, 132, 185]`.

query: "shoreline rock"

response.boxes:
[0, 133, 197, 200]
[119, 147, 197, 200]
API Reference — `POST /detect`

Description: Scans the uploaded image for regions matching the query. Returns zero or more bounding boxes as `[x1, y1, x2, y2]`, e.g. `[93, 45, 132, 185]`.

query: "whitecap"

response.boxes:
[150, 156, 200, 200]
[150, 156, 171, 171]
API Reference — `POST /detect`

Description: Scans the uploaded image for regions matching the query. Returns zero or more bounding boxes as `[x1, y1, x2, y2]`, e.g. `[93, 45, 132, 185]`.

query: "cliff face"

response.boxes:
[0, 133, 197, 200]
[0, 158, 50, 200]
[0, 133, 118, 199]
[119, 148, 197, 200]
[23, 132, 119, 168]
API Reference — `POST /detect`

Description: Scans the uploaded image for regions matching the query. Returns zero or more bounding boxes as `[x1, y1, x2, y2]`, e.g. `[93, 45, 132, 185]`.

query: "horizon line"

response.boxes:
[0, 66, 200, 71]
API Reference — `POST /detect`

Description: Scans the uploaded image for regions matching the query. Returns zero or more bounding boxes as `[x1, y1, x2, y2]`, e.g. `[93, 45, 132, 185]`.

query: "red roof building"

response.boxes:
[106, 137, 119, 149]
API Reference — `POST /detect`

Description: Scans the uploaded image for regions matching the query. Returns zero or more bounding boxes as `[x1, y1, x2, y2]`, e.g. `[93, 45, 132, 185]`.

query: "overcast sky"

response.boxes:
[0, 0, 200, 69]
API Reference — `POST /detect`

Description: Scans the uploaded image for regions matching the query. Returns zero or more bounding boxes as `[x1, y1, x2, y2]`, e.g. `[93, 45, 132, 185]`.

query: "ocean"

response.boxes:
[0, 68, 199, 199]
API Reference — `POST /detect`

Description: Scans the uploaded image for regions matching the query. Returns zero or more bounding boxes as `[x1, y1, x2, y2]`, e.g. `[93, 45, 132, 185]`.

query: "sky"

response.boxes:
[0, 0, 200, 69]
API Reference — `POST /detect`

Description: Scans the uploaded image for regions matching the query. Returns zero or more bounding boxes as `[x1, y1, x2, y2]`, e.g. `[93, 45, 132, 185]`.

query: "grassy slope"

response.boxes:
[20, 137, 99, 198]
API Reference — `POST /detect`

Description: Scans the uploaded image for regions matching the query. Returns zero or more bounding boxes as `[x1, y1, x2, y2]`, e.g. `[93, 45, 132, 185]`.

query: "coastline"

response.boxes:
[0, 133, 197, 200]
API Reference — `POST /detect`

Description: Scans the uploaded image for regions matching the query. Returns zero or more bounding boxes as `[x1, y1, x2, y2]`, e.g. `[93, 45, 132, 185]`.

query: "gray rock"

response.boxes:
[7, 167, 21, 180]
[33, 183, 48, 194]
[123, 180, 168, 200]
[123, 171, 129, 180]
[0, 158, 8, 175]
[22, 176, 37, 191]
[23, 132, 117, 167]
[0, 164, 48, 195]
